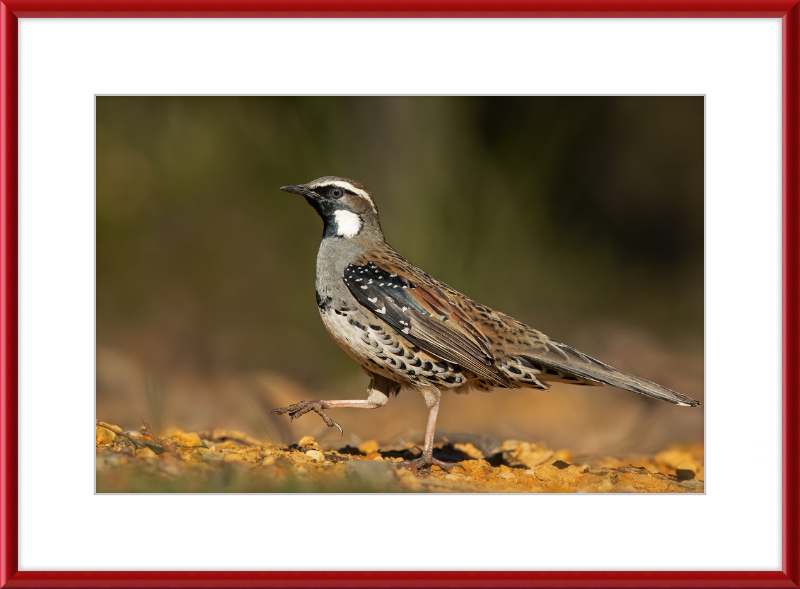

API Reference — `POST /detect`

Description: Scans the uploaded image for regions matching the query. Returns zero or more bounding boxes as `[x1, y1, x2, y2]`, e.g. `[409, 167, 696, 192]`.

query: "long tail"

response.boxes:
[519, 340, 701, 407]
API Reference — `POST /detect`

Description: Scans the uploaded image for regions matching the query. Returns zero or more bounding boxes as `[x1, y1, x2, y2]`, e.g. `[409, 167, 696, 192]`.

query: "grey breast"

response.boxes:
[315, 236, 364, 310]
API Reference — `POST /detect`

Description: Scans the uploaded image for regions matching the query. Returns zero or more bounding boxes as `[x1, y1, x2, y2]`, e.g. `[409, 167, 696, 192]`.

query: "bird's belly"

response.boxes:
[319, 308, 470, 389]
[319, 308, 385, 370]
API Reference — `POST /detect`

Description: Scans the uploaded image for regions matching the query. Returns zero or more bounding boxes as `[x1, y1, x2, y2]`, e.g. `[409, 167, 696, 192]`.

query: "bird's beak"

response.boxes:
[280, 184, 314, 197]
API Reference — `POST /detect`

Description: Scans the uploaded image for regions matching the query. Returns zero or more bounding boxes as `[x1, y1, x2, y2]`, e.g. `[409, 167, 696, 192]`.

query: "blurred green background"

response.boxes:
[96, 96, 704, 456]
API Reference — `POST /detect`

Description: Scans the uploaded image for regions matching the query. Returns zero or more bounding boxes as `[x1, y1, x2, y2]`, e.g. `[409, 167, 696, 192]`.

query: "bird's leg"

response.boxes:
[395, 400, 454, 471]
[271, 371, 392, 436]
[271, 399, 383, 436]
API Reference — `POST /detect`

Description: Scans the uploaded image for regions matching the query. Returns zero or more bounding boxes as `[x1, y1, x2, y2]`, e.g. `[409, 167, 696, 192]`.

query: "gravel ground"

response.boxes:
[96, 422, 703, 493]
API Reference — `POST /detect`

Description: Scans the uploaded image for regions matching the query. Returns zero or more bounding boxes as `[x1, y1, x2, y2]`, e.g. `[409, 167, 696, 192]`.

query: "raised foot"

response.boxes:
[394, 452, 456, 471]
[271, 400, 343, 436]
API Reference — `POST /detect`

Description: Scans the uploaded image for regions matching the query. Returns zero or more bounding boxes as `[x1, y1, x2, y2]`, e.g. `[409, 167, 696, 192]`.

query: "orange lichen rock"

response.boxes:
[95, 422, 704, 494]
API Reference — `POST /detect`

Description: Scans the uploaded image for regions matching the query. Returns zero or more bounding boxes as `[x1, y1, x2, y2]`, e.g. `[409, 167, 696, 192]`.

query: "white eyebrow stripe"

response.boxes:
[307, 180, 378, 213]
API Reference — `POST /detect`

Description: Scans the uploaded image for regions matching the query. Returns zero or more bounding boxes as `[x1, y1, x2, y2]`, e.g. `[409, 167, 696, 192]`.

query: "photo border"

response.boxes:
[1, 2, 798, 588]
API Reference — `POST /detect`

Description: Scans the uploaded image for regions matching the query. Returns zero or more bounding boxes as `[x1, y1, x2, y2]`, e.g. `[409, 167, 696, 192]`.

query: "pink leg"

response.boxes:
[271, 399, 383, 435]
[396, 400, 454, 470]
[421, 400, 440, 456]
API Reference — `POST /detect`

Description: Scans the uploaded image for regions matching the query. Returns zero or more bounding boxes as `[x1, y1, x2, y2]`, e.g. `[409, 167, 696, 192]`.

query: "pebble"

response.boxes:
[365, 452, 383, 461]
[655, 449, 693, 469]
[501, 440, 554, 468]
[96, 427, 117, 445]
[172, 431, 202, 447]
[358, 440, 380, 455]
[261, 456, 276, 466]
[675, 462, 697, 480]
[458, 459, 490, 474]
[135, 448, 156, 459]
[306, 450, 325, 463]
[454, 442, 485, 460]
[194, 448, 225, 462]
[224, 453, 245, 463]
[298, 436, 319, 449]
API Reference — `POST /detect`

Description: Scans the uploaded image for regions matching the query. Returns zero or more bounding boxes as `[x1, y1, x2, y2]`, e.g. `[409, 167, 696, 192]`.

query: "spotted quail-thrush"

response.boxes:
[272, 176, 700, 470]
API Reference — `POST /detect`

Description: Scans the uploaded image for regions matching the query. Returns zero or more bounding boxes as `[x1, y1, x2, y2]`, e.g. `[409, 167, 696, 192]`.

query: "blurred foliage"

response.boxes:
[97, 96, 703, 427]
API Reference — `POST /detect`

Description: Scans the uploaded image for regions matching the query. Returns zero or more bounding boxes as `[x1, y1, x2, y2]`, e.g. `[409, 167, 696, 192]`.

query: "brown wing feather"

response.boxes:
[345, 250, 510, 386]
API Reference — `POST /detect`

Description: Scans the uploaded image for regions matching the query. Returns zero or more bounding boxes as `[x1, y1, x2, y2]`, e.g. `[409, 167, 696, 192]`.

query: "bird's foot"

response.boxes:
[271, 400, 343, 436]
[395, 451, 456, 472]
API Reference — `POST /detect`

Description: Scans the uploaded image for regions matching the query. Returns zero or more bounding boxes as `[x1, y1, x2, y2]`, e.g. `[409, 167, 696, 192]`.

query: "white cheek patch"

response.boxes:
[334, 210, 362, 238]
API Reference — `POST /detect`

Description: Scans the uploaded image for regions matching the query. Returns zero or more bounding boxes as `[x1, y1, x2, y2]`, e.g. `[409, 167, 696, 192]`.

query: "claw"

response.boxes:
[394, 453, 456, 471]
[271, 401, 343, 435]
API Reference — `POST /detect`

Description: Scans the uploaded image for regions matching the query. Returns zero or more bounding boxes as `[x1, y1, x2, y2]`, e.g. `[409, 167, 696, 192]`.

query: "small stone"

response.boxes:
[366, 452, 383, 461]
[173, 431, 202, 447]
[358, 440, 380, 455]
[306, 450, 325, 463]
[194, 448, 225, 462]
[135, 448, 156, 459]
[224, 453, 245, 463]
[497, 471, 515, 480]
[534, 464, 582, 485]
[553, 449, 572, 462]
[298, 436, 318, 448]
[454, 442, 484, 460]
[96, 427, 117, 445]
[458, 459, 490, 474]
[655, 449, 693, 469]
[261, 456, 276, 466]
[676, 462, 697, 480]
[501, 440, 553, 468]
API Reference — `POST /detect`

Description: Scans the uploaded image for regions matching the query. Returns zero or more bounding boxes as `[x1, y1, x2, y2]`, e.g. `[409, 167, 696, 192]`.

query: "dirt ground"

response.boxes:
[96, 420, 704, 493]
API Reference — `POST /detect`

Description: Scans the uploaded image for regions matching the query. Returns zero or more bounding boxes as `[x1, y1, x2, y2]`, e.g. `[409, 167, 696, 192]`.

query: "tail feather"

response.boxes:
[519, 342, 701, 407]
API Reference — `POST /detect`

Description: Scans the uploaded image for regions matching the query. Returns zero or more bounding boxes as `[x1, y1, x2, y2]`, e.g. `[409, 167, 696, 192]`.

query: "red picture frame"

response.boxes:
[1, 3, 798, 588]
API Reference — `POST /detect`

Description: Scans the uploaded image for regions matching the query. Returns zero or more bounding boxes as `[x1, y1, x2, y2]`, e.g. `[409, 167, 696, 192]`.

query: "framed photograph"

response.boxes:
[1, 2, 798, 588]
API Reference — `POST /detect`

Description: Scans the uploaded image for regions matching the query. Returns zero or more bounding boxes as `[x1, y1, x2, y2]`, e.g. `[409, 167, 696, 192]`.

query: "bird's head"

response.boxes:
[280, 176, 383, 242]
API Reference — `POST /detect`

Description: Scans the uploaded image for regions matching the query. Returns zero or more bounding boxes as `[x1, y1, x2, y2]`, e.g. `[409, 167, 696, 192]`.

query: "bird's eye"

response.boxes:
[330, 188, 344, 199]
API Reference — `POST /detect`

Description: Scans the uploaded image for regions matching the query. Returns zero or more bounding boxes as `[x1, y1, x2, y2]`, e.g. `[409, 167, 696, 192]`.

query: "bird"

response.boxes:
[272, 176, 700, 470]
